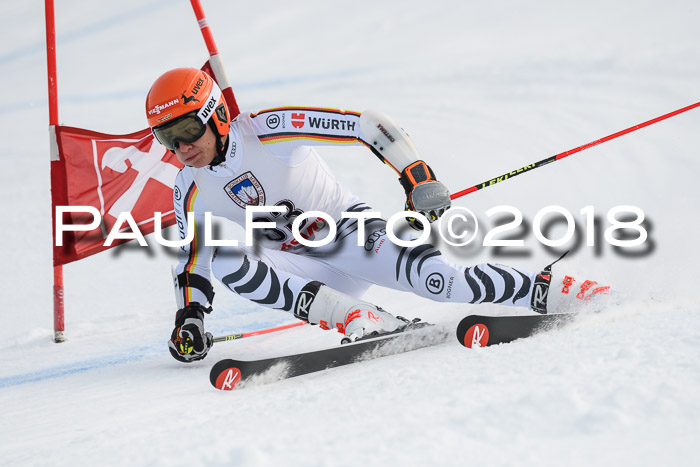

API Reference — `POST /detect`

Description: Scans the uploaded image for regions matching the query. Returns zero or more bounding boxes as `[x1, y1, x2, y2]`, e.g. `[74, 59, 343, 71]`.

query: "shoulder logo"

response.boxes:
[224, 171, 266, 208]
[266, 114, 280, 129]
[291, 113, 305, 129]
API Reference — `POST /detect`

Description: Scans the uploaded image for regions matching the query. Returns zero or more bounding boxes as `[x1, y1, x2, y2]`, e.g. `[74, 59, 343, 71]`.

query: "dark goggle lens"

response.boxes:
[153, 115, 206, 150]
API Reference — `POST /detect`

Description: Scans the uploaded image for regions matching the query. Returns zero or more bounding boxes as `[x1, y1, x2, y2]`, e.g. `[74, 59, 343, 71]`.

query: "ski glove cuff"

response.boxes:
[399, 161, 451, 229]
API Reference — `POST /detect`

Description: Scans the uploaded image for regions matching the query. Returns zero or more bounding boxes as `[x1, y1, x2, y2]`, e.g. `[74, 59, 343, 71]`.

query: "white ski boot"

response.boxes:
[303, 284, 405, 341]
[530, 254, 611, 314]
[545, 274, 611, 313]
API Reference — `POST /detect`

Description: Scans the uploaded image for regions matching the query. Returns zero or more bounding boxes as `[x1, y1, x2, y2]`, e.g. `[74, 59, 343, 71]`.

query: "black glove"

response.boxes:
[168, 303, 214, 363]
[399, 160, 451, 229]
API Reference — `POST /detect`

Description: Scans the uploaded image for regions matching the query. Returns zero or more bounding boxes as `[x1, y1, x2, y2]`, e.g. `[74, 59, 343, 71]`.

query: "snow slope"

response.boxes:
[1, 0, 699, 465]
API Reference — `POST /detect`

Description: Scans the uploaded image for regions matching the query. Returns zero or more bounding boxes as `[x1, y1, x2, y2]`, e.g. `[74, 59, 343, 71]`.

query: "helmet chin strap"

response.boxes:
[209, 119, 228, 167]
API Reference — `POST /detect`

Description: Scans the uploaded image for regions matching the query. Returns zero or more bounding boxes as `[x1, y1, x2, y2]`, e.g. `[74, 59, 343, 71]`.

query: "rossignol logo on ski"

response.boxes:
[456, 314, 575, 349]
[209, 323, 450, 390]
[215, 367, 242, 390]
[464, 324, 489, 348]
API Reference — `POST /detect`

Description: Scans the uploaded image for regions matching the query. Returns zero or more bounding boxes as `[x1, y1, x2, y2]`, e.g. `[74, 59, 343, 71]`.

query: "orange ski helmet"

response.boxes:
[146, 68, 230, 149]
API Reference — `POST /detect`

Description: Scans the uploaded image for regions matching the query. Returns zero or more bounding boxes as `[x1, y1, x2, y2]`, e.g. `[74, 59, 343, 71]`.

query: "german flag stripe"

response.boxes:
[250, 107, 361, 118]
[182, 183, 200, 273]
[259, 133, 359, 145]
[182, 183, 200, 306]
[359, 140, 400, 175]
[384, 159, 400, 175]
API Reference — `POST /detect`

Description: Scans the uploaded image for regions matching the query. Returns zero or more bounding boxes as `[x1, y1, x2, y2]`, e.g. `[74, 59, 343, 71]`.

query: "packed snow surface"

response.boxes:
[1, 1, 699, 465]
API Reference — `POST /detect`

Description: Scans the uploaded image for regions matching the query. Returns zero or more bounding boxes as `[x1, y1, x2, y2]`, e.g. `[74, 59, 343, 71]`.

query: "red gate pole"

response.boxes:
[45, 0, 66, 343]
[189, 0, 240, 117]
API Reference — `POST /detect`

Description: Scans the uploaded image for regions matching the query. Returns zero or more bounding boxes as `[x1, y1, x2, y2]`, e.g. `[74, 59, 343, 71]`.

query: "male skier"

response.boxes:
[145, 68, 609, 362]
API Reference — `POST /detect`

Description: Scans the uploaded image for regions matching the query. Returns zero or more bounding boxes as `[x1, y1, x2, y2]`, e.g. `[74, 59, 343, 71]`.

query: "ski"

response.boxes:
[456, 313, 576, 348]
[210, 325, 450, 390]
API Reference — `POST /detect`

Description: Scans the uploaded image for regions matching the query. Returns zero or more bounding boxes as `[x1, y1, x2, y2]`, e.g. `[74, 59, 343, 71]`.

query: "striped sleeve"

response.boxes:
[249, 107, 371, 152]
[173, 170, 215, 309]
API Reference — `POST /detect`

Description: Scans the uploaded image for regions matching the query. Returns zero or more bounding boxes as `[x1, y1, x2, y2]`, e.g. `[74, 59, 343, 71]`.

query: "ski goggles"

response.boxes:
[152, 81, 223, 150]
[152, 112, 207, 150]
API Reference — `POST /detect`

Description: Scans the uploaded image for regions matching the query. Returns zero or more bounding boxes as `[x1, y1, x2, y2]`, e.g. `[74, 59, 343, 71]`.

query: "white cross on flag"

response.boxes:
[52, 126, 183, 265]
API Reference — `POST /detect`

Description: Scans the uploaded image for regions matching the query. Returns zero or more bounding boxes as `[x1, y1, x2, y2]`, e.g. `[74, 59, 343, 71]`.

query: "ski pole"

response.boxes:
[450, 101, 700, 200]
[213, 321, 306, 344]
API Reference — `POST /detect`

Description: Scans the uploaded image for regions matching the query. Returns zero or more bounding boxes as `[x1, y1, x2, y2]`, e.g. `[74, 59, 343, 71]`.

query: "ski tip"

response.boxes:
[456, 317, 490, 348]
[211, 364, 243, 390]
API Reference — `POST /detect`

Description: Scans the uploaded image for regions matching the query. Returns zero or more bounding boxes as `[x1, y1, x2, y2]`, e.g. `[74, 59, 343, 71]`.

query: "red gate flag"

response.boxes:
[52, 127, 183, 266]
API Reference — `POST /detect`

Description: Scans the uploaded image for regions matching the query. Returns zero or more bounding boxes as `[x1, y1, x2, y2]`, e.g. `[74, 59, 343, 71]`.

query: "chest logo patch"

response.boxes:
[224, 171, 266, 208]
